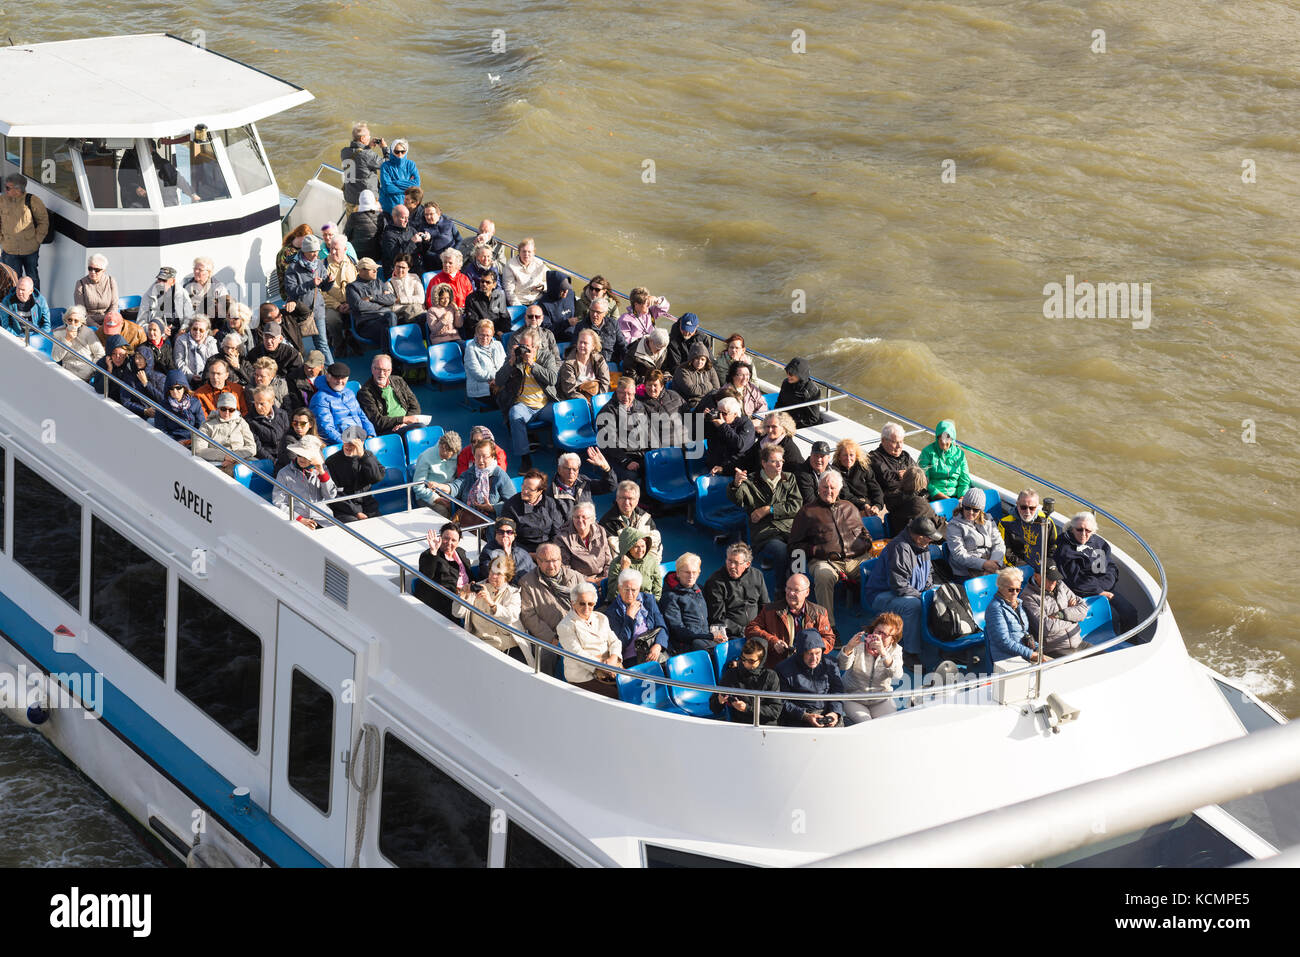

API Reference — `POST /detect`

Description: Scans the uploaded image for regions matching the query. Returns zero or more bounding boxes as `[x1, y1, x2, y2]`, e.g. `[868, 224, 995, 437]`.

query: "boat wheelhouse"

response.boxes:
[0, 34, 309, 306]
[0, 37, 1294, 869]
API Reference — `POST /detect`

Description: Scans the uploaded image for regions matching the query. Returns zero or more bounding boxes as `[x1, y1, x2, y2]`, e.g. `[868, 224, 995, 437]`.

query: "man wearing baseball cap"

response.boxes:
[862, 513, 946, 671]
[1021, 561, 1093, 656]
[282, 233, 337, 366]
[139, 265, 196, 334]
[192, 390, 256, 475]
[794, 440, 835, 505]
[666, 310, 702, 372]
[345, 257, 398, 348]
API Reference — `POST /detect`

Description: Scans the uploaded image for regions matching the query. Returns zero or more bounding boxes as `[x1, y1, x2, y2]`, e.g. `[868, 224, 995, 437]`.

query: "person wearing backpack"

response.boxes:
[0, 173, 49, 292]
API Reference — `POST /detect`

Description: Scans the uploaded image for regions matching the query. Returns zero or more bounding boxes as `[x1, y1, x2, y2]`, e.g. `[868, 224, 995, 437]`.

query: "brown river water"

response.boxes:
[1, 1, 1295, 864]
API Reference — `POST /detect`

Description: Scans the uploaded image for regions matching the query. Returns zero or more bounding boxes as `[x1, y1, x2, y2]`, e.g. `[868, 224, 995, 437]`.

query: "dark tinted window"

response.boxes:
[175, 580, 261, 751]
[288, 669, 333, 814]
[379, 733, 489, 867]
[1037, 814, 1252, 868]
[13, 460, 81, 608]
[644, 844, 755, 868]
[90, 516, 166, 677]
[506, 821, 574, 868]
[0, 447, 6, 551]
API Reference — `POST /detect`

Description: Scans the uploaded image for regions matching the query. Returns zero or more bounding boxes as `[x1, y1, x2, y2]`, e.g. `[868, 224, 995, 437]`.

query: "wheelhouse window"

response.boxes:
[175, 580, 261, 751]
[287, 668, 334, 814]
[20, 138, 81, 206]
[220, 125, 273, 195]
[506, 821, 574, 868]
[2, 135, 19, 170]
[0, 447, 6, 552]
[12, 459, 81, 609]
[379, 733, 490, 867]
[90, 516, 166, 678]
[80, 141, 151, 210]
[152, 129, 230, 205]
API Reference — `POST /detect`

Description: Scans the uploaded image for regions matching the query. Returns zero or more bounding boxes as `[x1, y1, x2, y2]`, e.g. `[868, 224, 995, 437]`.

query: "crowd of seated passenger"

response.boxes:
[5, 149, 1144, 720]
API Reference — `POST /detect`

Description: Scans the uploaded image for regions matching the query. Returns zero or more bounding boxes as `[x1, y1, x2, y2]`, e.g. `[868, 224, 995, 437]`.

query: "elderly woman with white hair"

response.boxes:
[455, 553, 527, 662]
[1054, 511, 1139, 637]
[607, 568, 669, 666]
[378, 138, 421, 213]
[184, 256, 232, 323]
[503, 237, 548, 306]
[625, 327, 671, 382]
[557, 328, 610, 401]
[984, 567, 1048, 663]
[51, 305, 105, 381]
[555, 581, 623, 697]
[226, 302, 256, 353]
[555, 501, 614, 583]
[427, 245, 473, 309]
[945, 487, 1005, 581]
[870, 421, 919, 535]
[74, 253, 119, 324]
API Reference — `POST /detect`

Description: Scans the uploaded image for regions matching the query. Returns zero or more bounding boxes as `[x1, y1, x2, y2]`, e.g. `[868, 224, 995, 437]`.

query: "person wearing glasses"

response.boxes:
[573, 292, 624, 365]
[50, 306, 105, 382]
[998, 488, 1058, 568]
[0, 174, 48, 292]
[1054, 511, 1139, 637]
[555, 582, 623, 698]
[711, 638, 782, 725]
[984, 567, 1049, 664]
[377, 138, 421, 214]
[944, 488, 1006, 581]
[500, 469, 564, 553]
[475, 517, 535, 584]
[73, 254, 119, 324]
[156, 369, 206, 444]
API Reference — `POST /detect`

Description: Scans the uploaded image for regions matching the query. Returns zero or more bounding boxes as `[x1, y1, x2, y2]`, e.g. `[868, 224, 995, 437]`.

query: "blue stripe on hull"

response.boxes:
[0, 587, 324, 868]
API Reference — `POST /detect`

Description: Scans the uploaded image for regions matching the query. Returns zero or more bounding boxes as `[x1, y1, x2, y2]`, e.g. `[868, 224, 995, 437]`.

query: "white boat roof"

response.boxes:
[0, 34, 313, 138]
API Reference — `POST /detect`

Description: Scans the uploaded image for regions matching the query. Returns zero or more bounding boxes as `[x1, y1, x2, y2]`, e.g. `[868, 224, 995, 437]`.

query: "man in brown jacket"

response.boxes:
[745, 573, 835, 667]
[787, 469, 872, 627]
[518, 543, 585, 676]
[0, 174, 49, 292]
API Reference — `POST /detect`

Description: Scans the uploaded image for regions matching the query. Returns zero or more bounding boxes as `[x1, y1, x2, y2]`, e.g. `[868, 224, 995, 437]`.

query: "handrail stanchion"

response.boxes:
[752, 694, 761, 727]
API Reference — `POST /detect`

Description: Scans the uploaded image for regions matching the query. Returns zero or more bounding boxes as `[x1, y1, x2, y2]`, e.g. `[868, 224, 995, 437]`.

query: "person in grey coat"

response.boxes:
[340, 123, 388, 207]
[1019, 562, 1091, 657]
[944, 487, 1006, 581]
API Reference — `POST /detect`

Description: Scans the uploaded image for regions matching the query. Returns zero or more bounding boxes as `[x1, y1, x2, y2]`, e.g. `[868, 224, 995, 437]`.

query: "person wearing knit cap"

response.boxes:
[775, 628, 845, 727]
[944, 487, 1005, 581]
[775, 356, 823, 430]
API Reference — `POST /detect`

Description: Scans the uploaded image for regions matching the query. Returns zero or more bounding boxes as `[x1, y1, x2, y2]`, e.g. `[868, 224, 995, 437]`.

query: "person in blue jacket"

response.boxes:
[775, 628, 845, 727]
[863, 514, 944, 672]
[309, 362, 376, 443]
[984, 567, 1047, 663]
[377, 139, 421, 213]
[448, 437, 516, 519]
[0, 276, 50, 337]
[606, 568, 669, 665]
[156, 369, 206, 443]
[660, 553, 714, 655]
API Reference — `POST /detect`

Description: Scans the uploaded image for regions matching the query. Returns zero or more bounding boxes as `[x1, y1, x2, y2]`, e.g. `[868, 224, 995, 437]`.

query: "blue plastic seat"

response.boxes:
[694, 475, 748, 534]
[710, 638, 743, 680]
[117, 295, 141, 310]
[402, 425, 444, 474]
[421, 271, 438, 289]
[666, 651, 721, 717]
[763, 392, 778, 410]
[322, 443, 342, 461]
[247, 458, 275, 499]
[427, 341, 466, 388]
[863, 514, 886, 540]
[591, 391, 613, 416]
[551, 398, 597, 451]
[50, 307, 66, 327]
[979, 488, 1003, 518]
[644, 448, 695, 505]
[30, 334, 53, 358]
[684, 439, 710, 479]
[372, 465, 410, 515]
[350, 310, 385, 351]
[231, 462, 255, 489]
[615, 661, 687, 713]
[512, 475, 524, 494]
[345, 380, 361, 395]
[931, 498, 960, 521]
[388, 323, 427, 370]
[364, 434, 407, 474]
[508, 304, 527, 330]
[1079, 595, 1118, 644]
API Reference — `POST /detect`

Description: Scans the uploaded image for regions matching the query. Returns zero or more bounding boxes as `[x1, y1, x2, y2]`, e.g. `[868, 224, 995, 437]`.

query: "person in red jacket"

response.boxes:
[745, 573, 835, 667]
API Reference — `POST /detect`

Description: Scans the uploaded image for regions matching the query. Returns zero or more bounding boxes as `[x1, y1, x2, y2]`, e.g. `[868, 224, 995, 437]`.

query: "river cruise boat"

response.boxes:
[0, 35, 1294, 868]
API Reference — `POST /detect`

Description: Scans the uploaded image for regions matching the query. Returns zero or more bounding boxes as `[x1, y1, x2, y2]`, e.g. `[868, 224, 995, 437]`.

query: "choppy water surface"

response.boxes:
[5, 0, 1297, 862]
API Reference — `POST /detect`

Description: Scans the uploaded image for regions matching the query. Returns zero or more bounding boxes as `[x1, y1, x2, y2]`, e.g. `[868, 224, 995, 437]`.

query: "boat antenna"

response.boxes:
[1031, 498, 1055, 701]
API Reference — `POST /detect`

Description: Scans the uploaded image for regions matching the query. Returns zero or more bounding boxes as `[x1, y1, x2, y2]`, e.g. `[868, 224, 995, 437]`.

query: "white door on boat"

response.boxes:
[270, 604, 356, 867]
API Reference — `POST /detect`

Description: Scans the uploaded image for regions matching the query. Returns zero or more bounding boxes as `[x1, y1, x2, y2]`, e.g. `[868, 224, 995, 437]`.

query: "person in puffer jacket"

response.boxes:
[309, 363, 376, 443]
[659, 554, 713, 655]
[156, 369, 206, 442]
[377, 139, 421, 213]
[917, 419, 971, 500]
[944, 488, 1005, 580]
[775, 357, 823, 429]
[192, 392, 256, 473]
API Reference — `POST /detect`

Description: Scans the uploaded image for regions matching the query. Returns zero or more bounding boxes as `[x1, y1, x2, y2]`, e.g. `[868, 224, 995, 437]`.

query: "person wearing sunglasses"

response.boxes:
[711, 638, 781, 725]
[377, 138, 420, 214]
[945, 488, 1006, 581]
[998, 487, 1057, 568]
[985, 567, 1049, 664]
[73, 254, 119, 324]
[555, 581, 623, 698]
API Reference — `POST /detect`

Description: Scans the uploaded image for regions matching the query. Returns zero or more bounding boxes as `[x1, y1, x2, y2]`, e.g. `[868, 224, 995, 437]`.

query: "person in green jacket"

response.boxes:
[606, 526, 663, 603]
[917, 419, 971, 500]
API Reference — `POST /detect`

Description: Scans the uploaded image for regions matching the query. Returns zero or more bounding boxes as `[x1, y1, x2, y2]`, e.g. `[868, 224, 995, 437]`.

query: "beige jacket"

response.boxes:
[556, 610, 621, 683]
[0, 192, 49, 255]
[455, 583, 523, 653]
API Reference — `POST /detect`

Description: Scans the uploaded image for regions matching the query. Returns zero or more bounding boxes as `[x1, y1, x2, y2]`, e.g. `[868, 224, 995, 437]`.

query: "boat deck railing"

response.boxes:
[2, 189, 1170, 720]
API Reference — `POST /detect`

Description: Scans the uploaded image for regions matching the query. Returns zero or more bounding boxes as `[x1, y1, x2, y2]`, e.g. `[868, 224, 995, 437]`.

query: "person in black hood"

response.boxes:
[325, 427, 386, 523]
[246, 385, 290, 460]
[539, 271, 576, 341]
[776, 357, 823, 429]
[711, 637, 782, 724]
[776, 628, 845, 727]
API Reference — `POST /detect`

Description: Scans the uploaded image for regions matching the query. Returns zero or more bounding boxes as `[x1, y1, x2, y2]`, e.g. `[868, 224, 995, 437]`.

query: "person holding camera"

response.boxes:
[340, 123, 387, 215]
[711, 638, 782, 725]
[494, 328, 559, 470]
[454, 554, 525, 662]
[840, 613, 905, 724]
